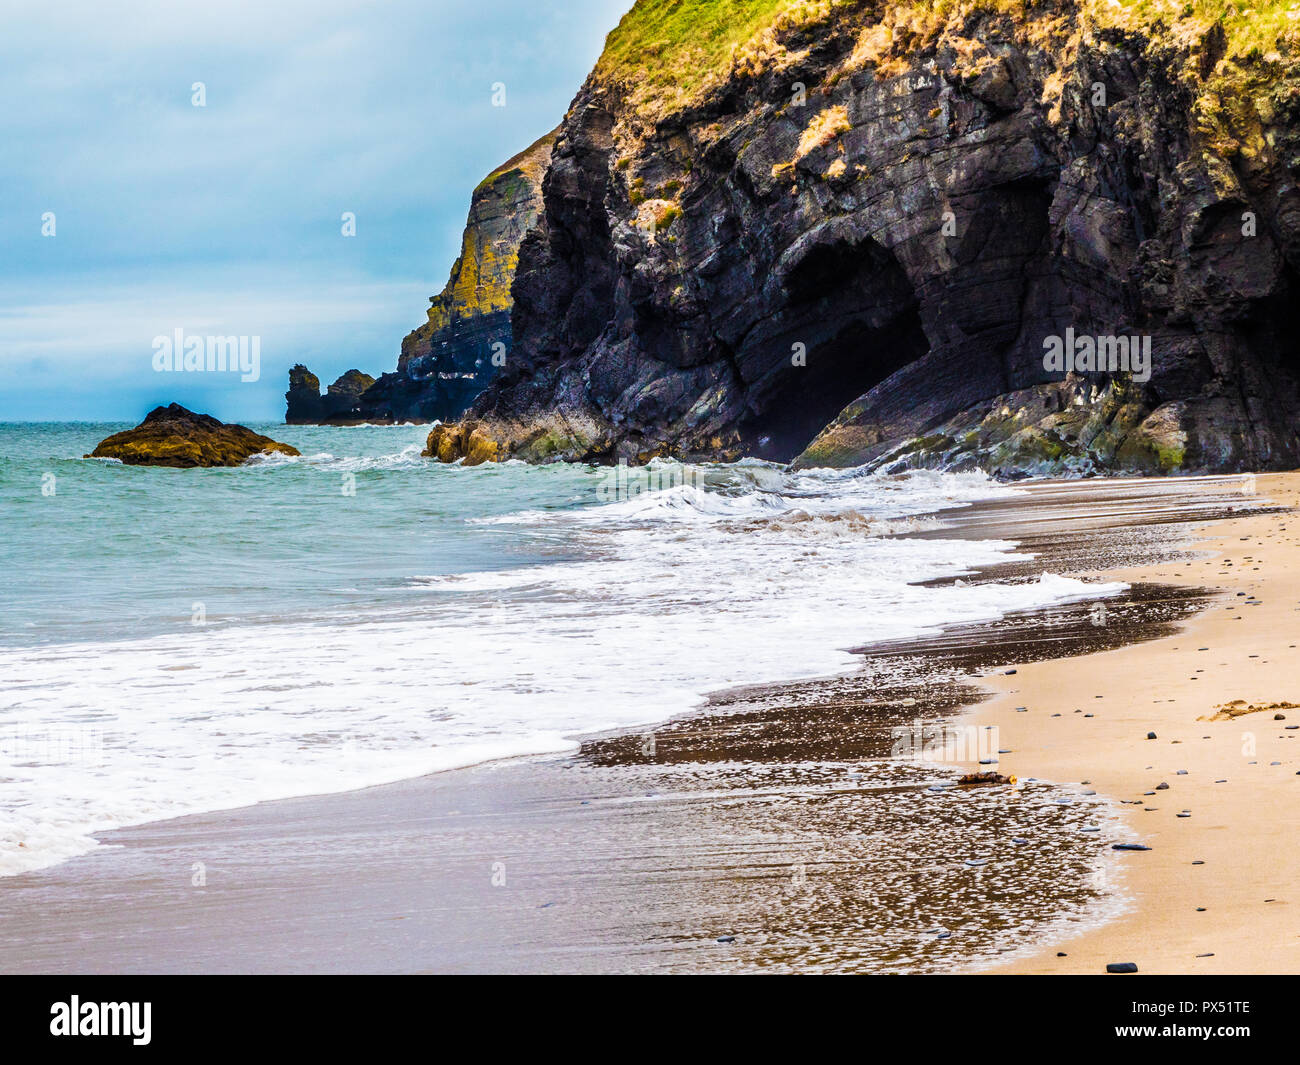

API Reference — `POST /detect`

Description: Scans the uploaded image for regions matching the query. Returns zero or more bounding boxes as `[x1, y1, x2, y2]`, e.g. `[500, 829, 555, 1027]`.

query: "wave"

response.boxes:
[0, 461, 1106, 880]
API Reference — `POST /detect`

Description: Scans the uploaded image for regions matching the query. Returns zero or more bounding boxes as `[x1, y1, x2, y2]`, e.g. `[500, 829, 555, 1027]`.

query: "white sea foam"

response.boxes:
[0, 463, 1123, 877]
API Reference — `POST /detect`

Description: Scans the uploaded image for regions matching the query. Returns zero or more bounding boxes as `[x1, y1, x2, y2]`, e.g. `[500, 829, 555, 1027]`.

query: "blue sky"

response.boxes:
[0, 0, 633, 422]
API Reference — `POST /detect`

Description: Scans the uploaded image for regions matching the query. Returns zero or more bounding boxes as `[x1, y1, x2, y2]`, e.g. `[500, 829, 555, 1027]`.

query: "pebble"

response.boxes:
[1196, 953, 1215, 958]
[965, 858, 988, 867]
[1177, 770, 1188, 775]
[1005, 670, 1017, 675]
[1146, 731, 1157, 739]
[1106, 962, 1139, 974]
[979, 758, 997, 765]
[716, 935, 735, 944]
[1193, 860, 1205, 865]
[1156, 782, 1170, 790]
[1057, 951, 1067, 957]
[1275, 714, 1287, 721]
[1012, 837, 1029, 845]
[1113, 843, 1152, 851]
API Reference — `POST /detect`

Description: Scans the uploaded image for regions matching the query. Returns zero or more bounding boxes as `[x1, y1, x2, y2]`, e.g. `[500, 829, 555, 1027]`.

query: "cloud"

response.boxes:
[0, 0, 633, 420]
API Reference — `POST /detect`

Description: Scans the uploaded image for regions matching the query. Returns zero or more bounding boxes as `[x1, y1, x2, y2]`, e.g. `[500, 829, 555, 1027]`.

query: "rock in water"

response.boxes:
[423, 421, 501, 467]
[88, 404, 300, 468]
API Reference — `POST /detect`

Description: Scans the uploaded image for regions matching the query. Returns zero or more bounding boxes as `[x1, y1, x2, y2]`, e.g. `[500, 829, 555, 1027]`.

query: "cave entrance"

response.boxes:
[743, 232, 929, 462]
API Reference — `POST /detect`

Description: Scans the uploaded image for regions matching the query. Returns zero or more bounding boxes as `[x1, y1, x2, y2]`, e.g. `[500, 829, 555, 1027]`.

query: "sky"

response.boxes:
[0, 0, 634, 422]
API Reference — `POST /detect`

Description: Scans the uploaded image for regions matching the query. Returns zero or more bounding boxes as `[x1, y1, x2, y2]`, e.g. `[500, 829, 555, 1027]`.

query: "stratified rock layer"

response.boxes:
[89, 404, 300, 467]
[441, 1, 1300, 474]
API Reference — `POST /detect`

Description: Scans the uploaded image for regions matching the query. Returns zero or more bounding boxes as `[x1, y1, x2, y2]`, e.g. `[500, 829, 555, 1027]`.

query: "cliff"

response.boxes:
[432, 0, 1300, 475]
[285, 129, 557, 425]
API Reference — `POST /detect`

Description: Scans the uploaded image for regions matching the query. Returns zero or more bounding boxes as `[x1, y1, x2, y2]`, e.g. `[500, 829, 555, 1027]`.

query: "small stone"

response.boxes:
[1106, 962, 1138, 973]
[716, 935, 735, 943]
[1147, 732, 1157, 739]
[1156, 782, 1170, 790]
[1112, 843, 1151, 851]
[1196, 953, 1214, 957]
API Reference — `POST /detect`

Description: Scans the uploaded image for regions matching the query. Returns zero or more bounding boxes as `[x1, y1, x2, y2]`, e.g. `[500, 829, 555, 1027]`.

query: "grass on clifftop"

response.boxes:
[593, 0, 1299, 123]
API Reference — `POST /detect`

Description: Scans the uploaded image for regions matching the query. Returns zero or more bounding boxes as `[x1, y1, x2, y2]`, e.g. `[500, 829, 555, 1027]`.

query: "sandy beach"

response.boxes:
[0, 472, 1294, 974]
[974, 472, 1300, 974]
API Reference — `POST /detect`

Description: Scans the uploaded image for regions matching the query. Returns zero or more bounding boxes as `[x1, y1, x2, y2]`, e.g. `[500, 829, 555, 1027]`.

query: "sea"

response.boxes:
[0, 422, 1126, 878]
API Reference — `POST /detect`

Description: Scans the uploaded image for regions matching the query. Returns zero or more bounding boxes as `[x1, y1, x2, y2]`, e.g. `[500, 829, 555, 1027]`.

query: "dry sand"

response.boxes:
[971, 472, 1300, 974]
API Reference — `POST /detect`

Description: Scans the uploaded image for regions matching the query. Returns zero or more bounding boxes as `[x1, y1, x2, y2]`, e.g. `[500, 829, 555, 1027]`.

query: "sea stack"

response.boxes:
[88, 403, 300, 468]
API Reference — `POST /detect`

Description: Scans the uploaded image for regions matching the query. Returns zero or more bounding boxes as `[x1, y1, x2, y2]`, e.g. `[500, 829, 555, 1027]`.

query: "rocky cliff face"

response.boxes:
[440, 0, 1300, 475]
[285, 129, 556, 425]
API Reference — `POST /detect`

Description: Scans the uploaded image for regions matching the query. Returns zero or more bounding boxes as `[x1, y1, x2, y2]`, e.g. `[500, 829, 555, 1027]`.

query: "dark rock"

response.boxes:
[958, 771, 1011, 786]
[1147, 732, 1158, 740]
[1106, 962, 1139, 973]
[1112, 843, 1152, 851]
[441, 7, 1300, 473]
[88, 404, 299, 468]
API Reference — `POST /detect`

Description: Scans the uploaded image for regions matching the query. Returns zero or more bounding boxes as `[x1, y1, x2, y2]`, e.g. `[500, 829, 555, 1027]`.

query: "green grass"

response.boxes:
[591, 0, 1297, 124]
[595, 0, 835, 117]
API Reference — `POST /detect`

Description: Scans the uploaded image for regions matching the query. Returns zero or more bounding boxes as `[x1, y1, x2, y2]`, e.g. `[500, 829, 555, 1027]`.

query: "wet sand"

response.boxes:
[0, 473, 1291, 973]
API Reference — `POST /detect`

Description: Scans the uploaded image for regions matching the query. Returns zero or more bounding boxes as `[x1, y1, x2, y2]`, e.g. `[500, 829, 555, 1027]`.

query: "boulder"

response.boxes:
[88, 404, 300, 468]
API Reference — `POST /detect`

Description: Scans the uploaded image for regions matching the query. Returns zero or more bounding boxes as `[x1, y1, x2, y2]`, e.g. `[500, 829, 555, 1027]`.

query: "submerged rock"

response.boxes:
[88, 404, 300, 468]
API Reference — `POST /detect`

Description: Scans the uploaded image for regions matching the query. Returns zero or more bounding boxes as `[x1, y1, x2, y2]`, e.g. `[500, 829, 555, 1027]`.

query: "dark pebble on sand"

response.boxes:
[1107, 963, 1138, 973]
[1113, 843, 1152, 851]
[1275, 714, 1287, 720]
[1156, 782, 1170, 790]
[1057, 952, 1067, 957]
[1196, 953, 1215, 958]
[1147, 732, 1157, 739]
[716, 935, 735, 943]
[1005, 670, 1017, 675]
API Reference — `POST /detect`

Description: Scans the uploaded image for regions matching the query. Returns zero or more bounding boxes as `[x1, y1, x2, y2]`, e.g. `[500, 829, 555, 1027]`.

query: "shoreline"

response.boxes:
[967, 472, 1300, 974]
[0, 473, 1293, 973]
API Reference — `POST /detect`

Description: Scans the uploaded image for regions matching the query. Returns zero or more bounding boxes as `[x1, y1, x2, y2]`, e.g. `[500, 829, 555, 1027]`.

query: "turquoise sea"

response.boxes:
[0, 422, 1125, 877]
